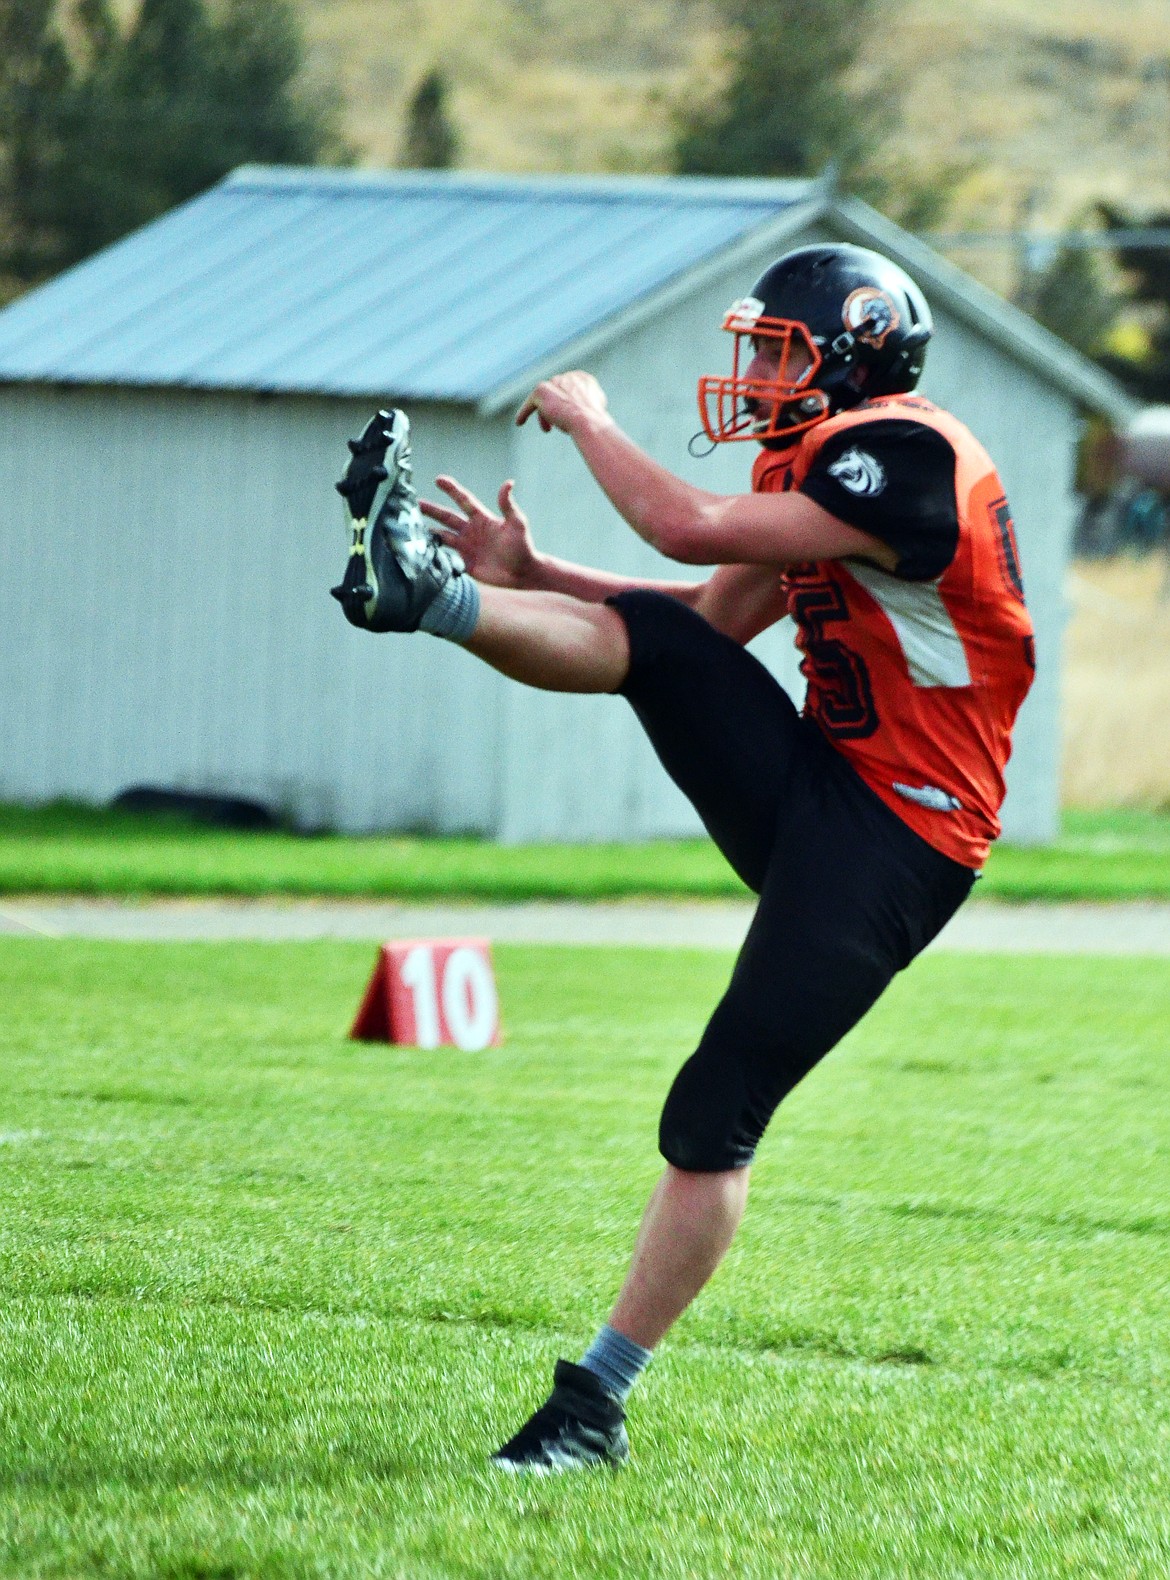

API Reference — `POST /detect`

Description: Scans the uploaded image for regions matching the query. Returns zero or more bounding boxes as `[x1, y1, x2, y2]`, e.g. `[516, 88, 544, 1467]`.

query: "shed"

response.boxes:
[0, 168, 1136, 842]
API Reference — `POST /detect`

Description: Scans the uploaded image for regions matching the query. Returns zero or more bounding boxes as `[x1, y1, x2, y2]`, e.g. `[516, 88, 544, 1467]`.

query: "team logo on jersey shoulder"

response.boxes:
[842, 287, 900, 349]
[827, 446, 886, 497]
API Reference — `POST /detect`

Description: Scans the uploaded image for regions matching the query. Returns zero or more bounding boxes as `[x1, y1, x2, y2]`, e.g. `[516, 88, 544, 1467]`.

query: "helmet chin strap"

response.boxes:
[688, 428, 719, 459]
[767, 390, 829, 434]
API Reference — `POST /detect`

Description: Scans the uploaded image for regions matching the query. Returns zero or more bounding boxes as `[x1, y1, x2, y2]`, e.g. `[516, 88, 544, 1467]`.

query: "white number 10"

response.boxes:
[400, 944, 498, 1050]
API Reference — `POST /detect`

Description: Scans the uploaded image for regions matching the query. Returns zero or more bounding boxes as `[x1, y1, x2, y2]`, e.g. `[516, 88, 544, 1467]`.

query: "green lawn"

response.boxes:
[3, 939, 1170, 1577]
[2, 803, 1170, 901]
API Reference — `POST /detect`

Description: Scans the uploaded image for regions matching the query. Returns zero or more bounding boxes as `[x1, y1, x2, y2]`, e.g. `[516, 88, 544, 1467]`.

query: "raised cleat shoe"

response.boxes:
[491, 1360, 629, 1474]
[330, 408, 465, 633]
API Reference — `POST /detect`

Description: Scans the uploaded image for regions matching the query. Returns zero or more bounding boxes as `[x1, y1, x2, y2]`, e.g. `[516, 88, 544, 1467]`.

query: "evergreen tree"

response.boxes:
[1096, 204, 1170, 404]
[672, 0, 962, 230]
[402, 68, 459, 170]
[0, 0, 74, 283]
[0, 0, 349, 289]
[1027, 243, 1116, 361]
[673, 0, 880, 184]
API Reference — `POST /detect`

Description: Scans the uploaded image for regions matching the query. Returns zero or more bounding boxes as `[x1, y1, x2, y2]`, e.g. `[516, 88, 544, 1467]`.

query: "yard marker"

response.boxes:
[349, 939, 501, 1049]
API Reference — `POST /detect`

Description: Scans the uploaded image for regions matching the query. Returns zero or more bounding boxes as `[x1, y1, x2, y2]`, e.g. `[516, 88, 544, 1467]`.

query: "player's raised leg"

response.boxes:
[467, 586, 629, 693]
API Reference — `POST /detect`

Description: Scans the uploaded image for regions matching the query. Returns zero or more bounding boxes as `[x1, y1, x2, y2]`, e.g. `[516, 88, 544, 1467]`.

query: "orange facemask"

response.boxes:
[697, 300, 829, 445]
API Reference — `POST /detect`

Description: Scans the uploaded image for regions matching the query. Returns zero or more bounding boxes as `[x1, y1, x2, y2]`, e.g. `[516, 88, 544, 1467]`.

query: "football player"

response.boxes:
[331, 243, 1035, 1472]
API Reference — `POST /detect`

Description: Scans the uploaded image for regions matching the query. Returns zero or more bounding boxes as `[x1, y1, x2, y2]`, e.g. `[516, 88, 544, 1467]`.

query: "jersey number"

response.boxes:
[990, 497, 1025, 601]
[789, 578, 879, 740]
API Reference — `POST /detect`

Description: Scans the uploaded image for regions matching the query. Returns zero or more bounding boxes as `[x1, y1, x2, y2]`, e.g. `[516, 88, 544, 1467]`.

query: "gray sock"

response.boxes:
[579, 1324, 652, 1403]
[419, 572, 480, 643]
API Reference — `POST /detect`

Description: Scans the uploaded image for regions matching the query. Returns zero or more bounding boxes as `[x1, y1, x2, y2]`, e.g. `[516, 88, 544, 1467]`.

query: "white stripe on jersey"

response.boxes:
[841, 559, 972, 689]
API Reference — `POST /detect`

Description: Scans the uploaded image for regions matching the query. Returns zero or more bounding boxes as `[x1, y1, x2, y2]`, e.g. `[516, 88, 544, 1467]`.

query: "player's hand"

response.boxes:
[420, 476, 538, 588]
[515, 371, 609, 434]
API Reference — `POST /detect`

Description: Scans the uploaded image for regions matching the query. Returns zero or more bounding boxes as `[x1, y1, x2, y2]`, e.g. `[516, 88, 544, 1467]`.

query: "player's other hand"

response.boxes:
[420, 476, 538, 588]
[515, 371, 609, 434]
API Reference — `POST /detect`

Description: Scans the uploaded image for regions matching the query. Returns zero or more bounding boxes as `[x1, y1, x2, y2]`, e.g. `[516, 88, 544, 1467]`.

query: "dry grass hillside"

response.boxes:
[295, 0, 1170, 249]
[1064, 557, 1170, 808]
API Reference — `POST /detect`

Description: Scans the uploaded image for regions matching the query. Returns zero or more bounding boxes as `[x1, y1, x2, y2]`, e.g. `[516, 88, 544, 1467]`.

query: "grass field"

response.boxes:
[3, 938, 1170, 1577]
[3, 804, 1170, 903]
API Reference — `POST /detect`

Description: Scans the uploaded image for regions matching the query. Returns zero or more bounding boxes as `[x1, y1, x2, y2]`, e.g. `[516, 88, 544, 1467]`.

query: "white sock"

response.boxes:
[419, 573, 480, 643]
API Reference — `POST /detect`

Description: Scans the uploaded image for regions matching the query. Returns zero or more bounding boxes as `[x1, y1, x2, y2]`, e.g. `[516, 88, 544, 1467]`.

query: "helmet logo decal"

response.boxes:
[725, 296, 765, 332]
[827, 447, 886, 497]
[842, 287, 900, 349]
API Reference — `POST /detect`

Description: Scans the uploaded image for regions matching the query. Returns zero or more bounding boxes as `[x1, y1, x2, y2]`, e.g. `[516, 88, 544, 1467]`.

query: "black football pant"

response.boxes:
[608, 590, 976, 1172]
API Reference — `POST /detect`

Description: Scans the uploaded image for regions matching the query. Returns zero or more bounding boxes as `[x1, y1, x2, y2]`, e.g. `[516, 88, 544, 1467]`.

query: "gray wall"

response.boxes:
[0, 386, 513, 832]
[493, 251, 759, 842]
[0, 232, 1077, 845]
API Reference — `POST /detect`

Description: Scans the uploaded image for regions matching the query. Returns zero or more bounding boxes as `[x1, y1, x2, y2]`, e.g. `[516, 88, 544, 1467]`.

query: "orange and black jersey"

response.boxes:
[753, 395, 1035, 869]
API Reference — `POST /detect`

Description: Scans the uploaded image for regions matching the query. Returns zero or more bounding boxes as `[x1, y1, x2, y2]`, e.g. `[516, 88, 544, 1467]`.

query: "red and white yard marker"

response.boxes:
[349, 938, 501, 1050]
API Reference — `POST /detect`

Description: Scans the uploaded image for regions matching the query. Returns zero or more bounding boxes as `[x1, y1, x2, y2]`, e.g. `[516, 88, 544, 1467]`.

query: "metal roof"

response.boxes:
[0, 167, 811, 401]
[0, 166, 1137, 420]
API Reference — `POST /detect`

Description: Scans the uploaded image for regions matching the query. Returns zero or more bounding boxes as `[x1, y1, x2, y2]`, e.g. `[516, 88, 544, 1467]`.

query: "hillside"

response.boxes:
[295, 0, 1170, 267]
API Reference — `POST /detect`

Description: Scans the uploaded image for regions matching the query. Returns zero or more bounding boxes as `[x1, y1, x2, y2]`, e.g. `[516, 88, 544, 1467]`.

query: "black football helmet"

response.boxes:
[698, 243, 933, 447]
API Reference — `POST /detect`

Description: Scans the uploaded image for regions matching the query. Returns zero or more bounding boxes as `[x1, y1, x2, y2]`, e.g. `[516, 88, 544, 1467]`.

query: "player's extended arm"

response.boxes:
[517, 372, 897, 572]
[420, 475, 705, 608]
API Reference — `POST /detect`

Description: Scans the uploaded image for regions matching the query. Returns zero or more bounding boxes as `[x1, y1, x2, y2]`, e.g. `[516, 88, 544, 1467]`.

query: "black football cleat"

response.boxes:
[491, 1360, 629, 1474]
[330, 408, 464, 633]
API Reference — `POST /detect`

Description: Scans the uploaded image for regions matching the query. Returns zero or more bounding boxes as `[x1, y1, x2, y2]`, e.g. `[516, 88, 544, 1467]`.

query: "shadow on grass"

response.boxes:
[772, 1186, 1170, 1243]
[0, 1454, 417, 1495]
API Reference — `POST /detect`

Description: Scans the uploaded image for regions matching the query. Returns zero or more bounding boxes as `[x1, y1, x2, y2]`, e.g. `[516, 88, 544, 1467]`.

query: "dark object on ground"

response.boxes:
[110, 787, 279, 831]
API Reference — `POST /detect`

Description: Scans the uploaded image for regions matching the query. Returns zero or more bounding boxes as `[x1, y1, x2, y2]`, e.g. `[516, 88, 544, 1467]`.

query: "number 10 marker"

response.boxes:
[349, 939, 502, 1050]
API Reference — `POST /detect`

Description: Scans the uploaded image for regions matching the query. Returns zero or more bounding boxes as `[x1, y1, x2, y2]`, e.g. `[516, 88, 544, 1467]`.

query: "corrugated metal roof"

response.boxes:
[0, 168, 812, 400]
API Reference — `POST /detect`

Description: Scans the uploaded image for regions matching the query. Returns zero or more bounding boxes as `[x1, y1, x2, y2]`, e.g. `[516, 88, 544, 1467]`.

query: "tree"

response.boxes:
[673, 0, 881, 185]
[1094, 204, 1170, 404]
[1027, 243, 1117, 361]
[401, 68, 459, 170]
[0, 0, 350, 290]
[671, 0, 962, 231]
[0, 0, 74, 284]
